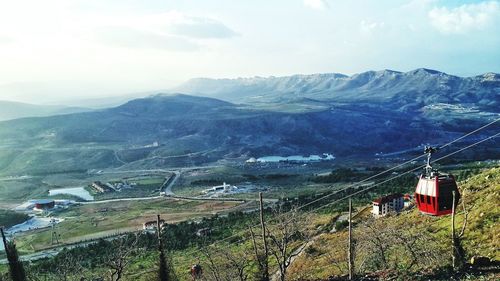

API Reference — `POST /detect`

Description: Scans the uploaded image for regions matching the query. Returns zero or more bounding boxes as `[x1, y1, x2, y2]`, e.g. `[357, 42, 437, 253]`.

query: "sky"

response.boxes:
[0, 0, 499, 104]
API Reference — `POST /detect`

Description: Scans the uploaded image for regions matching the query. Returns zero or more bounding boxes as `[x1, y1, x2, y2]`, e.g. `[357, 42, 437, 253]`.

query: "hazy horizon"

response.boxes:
[0, 67, 497, 106]
[0, 0, 499, 104]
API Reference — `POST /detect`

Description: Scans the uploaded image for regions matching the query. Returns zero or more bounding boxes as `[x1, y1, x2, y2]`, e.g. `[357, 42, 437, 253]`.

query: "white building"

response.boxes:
[372, 193, 404, 217]
[143, 219, 165, 231]
[204, 182, 236, 193]
[245, 157, 257, 163]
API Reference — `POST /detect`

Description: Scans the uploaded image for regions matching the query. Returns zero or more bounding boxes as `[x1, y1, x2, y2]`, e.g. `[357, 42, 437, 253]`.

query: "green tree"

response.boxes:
[1, 228, 26, 281]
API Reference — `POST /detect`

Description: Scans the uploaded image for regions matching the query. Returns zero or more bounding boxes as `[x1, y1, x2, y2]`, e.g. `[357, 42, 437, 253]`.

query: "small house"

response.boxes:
[196, 227, 212, 237]
[143, 219, 165, 231]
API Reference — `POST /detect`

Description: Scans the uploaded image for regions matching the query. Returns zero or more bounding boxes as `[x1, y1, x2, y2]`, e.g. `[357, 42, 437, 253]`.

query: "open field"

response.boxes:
[12, 198, 245, 254]
[89, 174, 169, 200]
[0, 171, 174, 206]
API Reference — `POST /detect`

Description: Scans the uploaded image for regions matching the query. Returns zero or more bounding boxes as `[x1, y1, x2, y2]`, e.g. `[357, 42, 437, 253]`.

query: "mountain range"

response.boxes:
[0, 100, 89, 121]
[0, 69, 498, 174]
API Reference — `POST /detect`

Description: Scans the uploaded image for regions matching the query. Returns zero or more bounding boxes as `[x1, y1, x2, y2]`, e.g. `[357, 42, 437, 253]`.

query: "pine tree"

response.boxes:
[157, 214, 175, 281]
[158, 246, 169, 281]
[1, 228, 26, 281]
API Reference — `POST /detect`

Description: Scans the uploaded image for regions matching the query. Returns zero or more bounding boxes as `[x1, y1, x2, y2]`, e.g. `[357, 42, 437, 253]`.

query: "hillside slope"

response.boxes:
[0, 93, 497, 175]
[0, 70, 498, 175]
[287, 167, 500, 280]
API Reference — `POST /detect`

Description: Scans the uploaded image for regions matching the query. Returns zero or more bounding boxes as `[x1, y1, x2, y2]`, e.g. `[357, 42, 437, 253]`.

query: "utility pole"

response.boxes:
[157, 214, 162, 245]
[259, 192, 269, 281]
[348, 198, 354, 280]
[451, 191, 457, 271]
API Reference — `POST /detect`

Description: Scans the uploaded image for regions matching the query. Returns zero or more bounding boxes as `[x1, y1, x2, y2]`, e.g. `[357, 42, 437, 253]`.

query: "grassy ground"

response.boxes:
[13, 198, 243, 254]
[286, 167, 500, 280]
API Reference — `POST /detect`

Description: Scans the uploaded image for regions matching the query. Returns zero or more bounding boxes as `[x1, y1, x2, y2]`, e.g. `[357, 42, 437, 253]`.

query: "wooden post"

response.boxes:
[157, 214, 162, 244]
[451, 191, 456, 271]
[259, 192, 269, 281]
[348, 198, 353, 280]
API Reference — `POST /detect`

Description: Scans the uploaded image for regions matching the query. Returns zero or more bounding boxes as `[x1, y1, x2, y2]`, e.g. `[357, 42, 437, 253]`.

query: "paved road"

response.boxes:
[3, 165, 278, 262]
[161, 171, 180, 195]
[0, 231, 136, 264]
[80, 195, 163, 205]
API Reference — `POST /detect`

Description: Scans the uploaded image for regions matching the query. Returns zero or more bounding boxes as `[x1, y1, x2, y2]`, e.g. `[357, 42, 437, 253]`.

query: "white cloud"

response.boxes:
[360, 20, 385, 34]
[0, 36, 12, 44]
[428, 1, 500, 34]
[169, 17, 238, 39]
[91, 11, 237, 50]
[303, 0, 328, 10]
[95, 27, 200, 51]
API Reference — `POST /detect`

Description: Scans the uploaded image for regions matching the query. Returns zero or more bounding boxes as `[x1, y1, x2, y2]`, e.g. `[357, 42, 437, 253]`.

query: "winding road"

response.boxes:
[2, 166, 277, 263]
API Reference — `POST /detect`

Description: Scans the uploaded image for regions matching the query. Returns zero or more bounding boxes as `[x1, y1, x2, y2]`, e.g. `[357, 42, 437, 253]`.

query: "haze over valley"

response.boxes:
[0, 1, 499, 280]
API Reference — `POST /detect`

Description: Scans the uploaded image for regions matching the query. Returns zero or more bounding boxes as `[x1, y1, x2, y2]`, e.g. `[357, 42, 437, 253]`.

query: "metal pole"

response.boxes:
[348, 198, 353, 280]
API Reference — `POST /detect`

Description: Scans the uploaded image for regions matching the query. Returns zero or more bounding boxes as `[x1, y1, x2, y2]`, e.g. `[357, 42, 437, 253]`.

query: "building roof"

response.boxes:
[33, 199, 55, 204]
[372, 193, 403, 204]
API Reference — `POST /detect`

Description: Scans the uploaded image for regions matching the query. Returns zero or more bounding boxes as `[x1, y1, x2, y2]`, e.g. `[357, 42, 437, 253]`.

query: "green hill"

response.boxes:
[0, 94, 497, 175]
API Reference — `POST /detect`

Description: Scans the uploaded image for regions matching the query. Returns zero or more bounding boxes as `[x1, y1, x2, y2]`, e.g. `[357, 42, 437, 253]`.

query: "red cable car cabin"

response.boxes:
[414, 173, 460, 216]
[415, 146, 461, 216]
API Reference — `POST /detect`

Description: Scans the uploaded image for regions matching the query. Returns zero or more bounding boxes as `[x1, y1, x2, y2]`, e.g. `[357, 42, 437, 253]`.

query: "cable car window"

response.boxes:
[426, 196, 431, 204]
[420, 194, 425, 203]
[438, 181, 457, 211]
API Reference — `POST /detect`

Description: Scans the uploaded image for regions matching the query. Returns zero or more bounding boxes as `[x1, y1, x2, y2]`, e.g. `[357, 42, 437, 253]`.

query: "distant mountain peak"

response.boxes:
[406, 68, 445, 75]
[478, 72, 500, 81]
[171, 68, 498, 111]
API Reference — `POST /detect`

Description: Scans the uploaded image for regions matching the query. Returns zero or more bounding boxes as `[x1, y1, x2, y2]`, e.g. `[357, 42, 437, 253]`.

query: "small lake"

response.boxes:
[49, 187, 94, 201]
[257, 153, 335, 163]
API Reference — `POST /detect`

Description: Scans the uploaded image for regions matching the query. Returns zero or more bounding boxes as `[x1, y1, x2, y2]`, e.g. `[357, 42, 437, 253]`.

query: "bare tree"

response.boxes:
[200, 245, 223, 281]
[55, 255, 85, 281]
[355, 217, 447, 275]
[200, 243, 253, 281]
[325, 236, 349, 274]
[249, 225, 266, 280]
[267, 207, 307, 281]
[104, 234, 143, 281]
[452, 189, 470, 271]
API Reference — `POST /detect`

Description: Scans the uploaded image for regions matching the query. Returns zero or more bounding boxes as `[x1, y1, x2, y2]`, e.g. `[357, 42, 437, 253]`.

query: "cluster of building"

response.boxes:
[90, 181, 112, 193]
[141, 218, 213, 240]
[202, 182, 238, 195]
[246, 153, 335, 164]
[90, 181, 136, 193]
[14, 199, 74, 213]
[371, 193, 412, 217]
